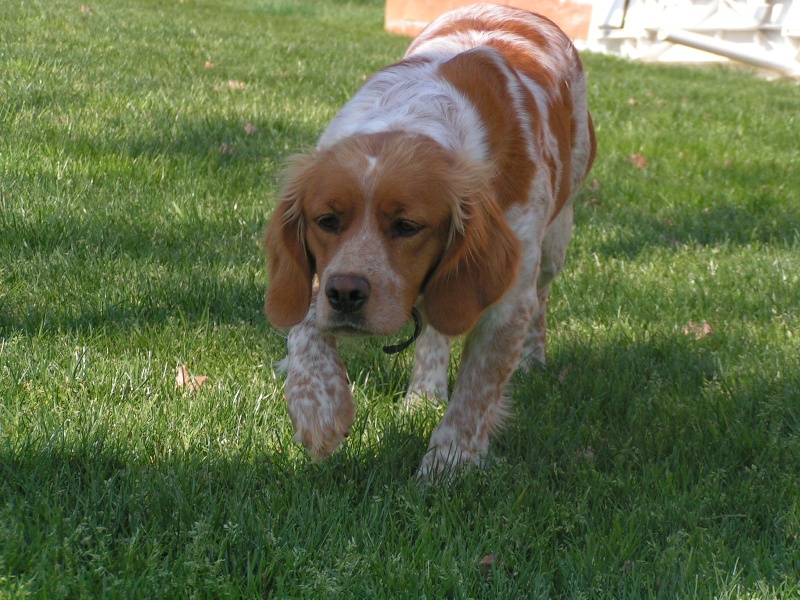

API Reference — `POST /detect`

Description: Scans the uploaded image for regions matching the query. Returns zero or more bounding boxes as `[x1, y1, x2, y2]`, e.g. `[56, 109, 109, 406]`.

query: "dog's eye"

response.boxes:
[315, 214, 340, 233]
[393, 219, 423, 238]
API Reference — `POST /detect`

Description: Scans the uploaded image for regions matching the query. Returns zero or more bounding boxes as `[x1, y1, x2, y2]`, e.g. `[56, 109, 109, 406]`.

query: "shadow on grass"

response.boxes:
[4, 327, 796, 494]
[0, 115, 325, 335]
[590, 203, 800, 259]
[578, 160, 800, 259]
[2, 322, 797, 593]
[504, 332, 799, 481]
[0, 254, 270, 335]
[117, 112, 318, 169]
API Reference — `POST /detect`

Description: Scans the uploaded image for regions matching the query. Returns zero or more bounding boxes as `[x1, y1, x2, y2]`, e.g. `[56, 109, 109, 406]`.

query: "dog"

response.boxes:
[264, 3, 596, 479]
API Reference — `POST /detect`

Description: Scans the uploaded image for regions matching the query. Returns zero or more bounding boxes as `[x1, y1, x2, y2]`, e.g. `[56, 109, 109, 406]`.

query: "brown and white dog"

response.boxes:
[264, 3, 596, 479]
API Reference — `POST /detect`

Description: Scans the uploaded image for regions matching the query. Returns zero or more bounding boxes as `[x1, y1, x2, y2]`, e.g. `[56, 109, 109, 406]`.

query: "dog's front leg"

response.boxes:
[404, 324, 451, 407]
[284, 300, 354, 461]
[417, 284, 537, 481]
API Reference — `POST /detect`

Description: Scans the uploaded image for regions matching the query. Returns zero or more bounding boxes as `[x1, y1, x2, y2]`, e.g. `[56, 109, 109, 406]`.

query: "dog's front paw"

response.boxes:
[284, 320, 354, 461]
[286, 377, 354, 461]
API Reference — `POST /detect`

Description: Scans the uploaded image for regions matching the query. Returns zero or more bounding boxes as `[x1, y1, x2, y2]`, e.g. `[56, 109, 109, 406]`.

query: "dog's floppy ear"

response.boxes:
[423, 188, 521, 336]
[264, 154, 316, 328]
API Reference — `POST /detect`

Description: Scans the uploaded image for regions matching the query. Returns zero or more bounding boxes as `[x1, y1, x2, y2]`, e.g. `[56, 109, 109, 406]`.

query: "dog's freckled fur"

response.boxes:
[264, 3, 596, 480]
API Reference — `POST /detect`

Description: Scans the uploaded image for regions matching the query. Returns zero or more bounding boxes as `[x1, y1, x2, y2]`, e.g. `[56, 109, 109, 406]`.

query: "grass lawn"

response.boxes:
[2, 0, 799, 596]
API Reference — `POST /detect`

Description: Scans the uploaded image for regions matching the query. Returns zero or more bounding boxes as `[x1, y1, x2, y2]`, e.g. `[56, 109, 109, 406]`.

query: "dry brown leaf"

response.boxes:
[627, 98, 638, 106]
[204, 60, 215, 69]
[628, 153, 648, 169]
[243, 123, 257, 135]
[682, 320, 713, 340]
[176, 365, 208, 392]
[478, 555, 496, 576]
[175, 364, 190, 387]
[80, 5, 93, 13]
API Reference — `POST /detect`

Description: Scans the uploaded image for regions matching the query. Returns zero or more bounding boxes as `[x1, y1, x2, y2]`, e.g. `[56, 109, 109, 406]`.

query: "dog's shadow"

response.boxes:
[323, 325, 738, 482]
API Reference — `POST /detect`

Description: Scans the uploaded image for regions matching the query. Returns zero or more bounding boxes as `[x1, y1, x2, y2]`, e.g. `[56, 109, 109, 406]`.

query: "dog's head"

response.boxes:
[264, 132, 520, 337]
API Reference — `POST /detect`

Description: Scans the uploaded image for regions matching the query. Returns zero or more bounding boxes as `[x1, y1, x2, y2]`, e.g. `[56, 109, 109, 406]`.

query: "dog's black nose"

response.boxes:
[325, 275, 370, 313]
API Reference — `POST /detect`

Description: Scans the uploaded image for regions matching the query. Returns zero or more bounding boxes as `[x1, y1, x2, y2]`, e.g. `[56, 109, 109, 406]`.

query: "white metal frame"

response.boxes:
[586, 0, 800, 77]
